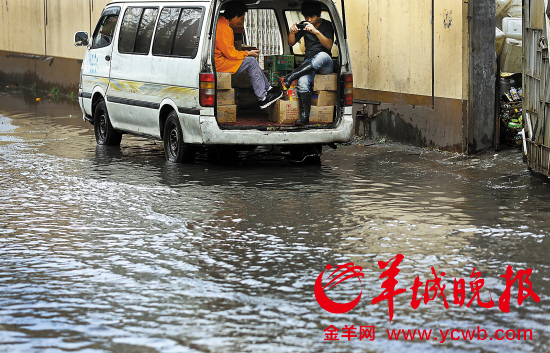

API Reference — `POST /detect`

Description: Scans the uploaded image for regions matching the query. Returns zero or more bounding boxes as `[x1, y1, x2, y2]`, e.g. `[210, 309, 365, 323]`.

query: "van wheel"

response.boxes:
[164, 112, 195, 163]
[94, 100, 122, 146]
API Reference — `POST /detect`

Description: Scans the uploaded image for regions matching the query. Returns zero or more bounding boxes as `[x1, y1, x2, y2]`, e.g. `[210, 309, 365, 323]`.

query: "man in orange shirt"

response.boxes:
[216, 1, 282, 109]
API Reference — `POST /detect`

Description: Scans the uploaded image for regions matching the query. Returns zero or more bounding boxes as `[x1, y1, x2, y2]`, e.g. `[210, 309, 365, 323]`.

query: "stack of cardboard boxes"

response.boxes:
[216, 71, 261, 123]
[268, 73, 338, 125]
[310, 74, 338, 124]
[216, 72, 237, 123]
[216, 54, 338, 125]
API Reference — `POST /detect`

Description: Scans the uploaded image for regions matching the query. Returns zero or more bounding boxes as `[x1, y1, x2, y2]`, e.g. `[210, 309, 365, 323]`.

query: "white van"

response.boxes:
[74, 0, 353, 162]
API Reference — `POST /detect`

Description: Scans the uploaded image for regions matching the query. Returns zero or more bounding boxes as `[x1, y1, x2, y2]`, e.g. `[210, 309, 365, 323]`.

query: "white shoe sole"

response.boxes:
[260, 92, 283, 109]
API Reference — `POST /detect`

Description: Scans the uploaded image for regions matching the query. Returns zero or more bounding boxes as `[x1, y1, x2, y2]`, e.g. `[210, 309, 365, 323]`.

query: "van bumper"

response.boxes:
[199, 107, 354, 145]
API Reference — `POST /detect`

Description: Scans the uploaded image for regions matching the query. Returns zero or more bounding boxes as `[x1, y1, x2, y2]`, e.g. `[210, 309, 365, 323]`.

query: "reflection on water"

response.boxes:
[1, 92, 550, 352]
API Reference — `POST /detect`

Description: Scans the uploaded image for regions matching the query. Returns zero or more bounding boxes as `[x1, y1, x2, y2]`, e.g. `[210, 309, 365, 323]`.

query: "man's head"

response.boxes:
[301, 1, 322, 25]
[223, 1, 248, 27]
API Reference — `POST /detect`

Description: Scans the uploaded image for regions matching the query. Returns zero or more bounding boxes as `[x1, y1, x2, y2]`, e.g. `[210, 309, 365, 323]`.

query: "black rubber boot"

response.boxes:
[282, 62, 315, 90]
[295, 92, 312, 126]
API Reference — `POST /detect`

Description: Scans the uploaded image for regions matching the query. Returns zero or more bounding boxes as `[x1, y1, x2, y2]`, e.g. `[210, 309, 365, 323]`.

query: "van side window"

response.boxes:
[135, 9, 159, 53]
[172, 9, 202, 57]
[119, 7, 159, 54]
[153, 7, 204, 58]
[91, 7, 121, 49]
[152, 8, 180, 55]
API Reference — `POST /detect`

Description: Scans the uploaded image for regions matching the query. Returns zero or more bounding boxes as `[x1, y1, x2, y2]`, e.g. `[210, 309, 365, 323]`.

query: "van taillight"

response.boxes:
[343, 74, 353, 106]
[200, 73, 215, 107]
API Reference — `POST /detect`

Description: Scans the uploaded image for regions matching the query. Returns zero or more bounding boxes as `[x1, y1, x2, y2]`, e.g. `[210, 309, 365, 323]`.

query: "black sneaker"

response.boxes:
[259, 88, 283, 109]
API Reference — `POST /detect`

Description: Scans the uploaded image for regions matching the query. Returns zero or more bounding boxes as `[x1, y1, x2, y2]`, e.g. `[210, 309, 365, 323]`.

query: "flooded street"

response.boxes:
[1, 91, 550, 353]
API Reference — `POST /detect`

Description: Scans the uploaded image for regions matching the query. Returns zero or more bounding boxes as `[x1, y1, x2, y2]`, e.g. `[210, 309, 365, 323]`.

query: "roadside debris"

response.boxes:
[499, 74, 523, 148]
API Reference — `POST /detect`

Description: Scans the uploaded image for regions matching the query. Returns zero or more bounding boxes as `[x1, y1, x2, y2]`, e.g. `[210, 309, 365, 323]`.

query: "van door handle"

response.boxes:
[105, 55, 111, 61]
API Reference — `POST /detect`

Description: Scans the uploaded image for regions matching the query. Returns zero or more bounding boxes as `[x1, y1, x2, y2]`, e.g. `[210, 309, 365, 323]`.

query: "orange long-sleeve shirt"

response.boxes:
[215, 17, 248, 73]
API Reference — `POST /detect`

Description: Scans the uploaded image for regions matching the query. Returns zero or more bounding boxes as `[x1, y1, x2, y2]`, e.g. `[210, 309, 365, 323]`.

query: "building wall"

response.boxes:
[345, 0, 471, 152]
[0, 0, 110, 60]
[0, 50, 83, 93]
[0, 0, 109, 92]
[345, 0, 465, 100]
[45, 0, 94, 60]
[0, 0, 46, 55]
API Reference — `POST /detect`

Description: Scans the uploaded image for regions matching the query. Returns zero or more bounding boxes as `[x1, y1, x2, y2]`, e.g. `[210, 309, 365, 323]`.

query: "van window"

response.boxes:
[135, 9, 159, 53]
[172, 9, 202, 57]
[284, 10, 338, 57]
[119, 7, 159, 54]
[152, 7, 203, 58]
[91, 7, 121, 49]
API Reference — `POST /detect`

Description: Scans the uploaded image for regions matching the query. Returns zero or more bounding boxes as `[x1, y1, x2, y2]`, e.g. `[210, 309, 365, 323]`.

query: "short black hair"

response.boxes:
[223, 1, 248, 21]
[301, 1, 322, 17]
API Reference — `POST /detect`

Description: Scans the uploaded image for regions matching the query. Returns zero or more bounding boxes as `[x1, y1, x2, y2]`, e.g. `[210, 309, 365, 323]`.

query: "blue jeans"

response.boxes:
[236, 57, 271, 101]
[297, 52, 334, 93]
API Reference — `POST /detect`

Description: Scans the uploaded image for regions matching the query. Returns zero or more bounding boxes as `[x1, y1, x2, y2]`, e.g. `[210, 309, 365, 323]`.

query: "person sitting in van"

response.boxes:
[282, 1, 334, 126]
[215, 1, 283, 109]
[94, 15, 118, 48]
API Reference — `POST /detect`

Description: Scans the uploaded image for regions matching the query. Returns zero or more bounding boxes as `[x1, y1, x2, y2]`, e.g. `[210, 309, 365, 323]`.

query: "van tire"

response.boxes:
[163, 112, 195, 163]
[94, 100, 122, 146]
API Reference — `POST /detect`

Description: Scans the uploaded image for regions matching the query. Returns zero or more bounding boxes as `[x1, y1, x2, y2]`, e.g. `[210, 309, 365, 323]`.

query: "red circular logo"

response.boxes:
[314, 263, 364, 314]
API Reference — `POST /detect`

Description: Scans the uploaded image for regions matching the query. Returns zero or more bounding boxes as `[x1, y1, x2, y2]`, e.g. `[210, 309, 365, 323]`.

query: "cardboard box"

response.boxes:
[217, 89, 235, 106]
[217, 105, 237, 123]
[309, 106, 334, 124]
[312, 91, 337, 106]
[269, 100, 300, 124]
[313, 74, 338, 91]
[264, 70, 284, 86]
[216, 72, 232, 89]
[264, 55, 295, 71]
[231, 73, 252, 88]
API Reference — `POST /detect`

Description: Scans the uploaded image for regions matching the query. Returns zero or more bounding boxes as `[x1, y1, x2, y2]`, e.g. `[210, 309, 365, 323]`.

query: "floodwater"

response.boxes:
[1, 91, 549, 353]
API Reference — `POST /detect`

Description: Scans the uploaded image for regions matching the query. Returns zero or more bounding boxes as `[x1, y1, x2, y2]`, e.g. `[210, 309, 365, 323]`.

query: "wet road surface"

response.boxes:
[1, 91, 550, 352]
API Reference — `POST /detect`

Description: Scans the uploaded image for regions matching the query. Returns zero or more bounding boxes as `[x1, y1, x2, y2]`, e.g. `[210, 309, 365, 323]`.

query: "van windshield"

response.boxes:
[91, 9, 120, 49]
